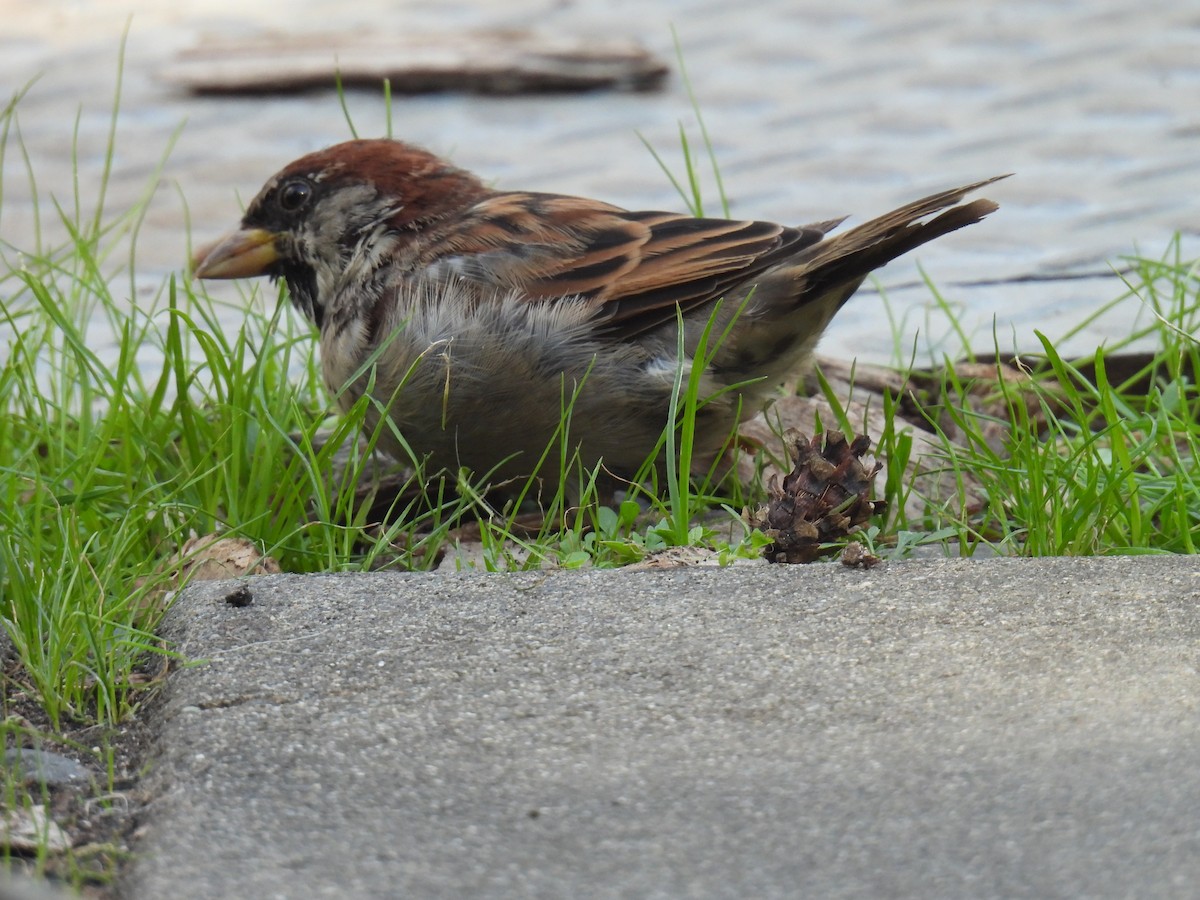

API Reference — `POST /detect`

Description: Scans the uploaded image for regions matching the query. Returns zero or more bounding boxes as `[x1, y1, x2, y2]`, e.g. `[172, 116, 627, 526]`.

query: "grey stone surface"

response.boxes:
[2, 1, 1198, 363]
[0, 876, 72, 900]
[2, 749, 93, 789]
[127, 557, 1200, 899]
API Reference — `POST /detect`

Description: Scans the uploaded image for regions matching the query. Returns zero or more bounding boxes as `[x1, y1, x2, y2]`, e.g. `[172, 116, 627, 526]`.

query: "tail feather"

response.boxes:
[707, 175, 1008, 391]
[790, 174, 1009, 303]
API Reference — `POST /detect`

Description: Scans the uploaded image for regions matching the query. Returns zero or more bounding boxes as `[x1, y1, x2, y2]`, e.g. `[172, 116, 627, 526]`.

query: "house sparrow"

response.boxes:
[193, 139, 1003, 493]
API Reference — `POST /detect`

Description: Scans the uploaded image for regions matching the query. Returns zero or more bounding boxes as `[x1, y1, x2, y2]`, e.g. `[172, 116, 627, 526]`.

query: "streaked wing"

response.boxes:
[421, 192, 834, 335]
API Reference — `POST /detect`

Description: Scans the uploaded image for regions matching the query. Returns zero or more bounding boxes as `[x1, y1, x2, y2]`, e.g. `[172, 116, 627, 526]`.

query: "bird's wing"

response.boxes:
[418, 192, 835, 335]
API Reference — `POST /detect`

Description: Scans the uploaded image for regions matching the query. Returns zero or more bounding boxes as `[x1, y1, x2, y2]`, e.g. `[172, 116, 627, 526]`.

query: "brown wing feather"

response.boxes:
[597, 211, 829, 330]
[424, 192, 832, 331]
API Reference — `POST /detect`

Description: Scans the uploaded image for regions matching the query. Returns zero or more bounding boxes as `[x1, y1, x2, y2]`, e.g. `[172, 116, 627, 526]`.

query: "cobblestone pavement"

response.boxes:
[2, 0, 1198, 361]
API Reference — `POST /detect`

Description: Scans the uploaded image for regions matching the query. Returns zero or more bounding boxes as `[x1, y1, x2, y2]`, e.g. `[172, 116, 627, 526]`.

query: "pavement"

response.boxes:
[2, 1, 1200, 897]
[120, 556, 1200, 899]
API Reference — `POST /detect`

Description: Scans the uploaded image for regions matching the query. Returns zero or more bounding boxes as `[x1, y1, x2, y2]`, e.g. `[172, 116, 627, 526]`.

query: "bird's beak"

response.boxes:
[191, 227, 280, 279]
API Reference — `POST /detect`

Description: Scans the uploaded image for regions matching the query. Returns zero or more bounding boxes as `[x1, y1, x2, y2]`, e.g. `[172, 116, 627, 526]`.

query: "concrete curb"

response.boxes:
[124, 556, 1200, 898]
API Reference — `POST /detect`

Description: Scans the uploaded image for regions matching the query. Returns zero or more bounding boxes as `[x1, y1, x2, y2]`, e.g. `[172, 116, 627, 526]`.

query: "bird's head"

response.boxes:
[191, 138, 487, 328]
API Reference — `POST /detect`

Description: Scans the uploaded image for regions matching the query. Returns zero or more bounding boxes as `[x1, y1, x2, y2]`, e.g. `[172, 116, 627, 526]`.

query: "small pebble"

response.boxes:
[223, 584, 254, 608]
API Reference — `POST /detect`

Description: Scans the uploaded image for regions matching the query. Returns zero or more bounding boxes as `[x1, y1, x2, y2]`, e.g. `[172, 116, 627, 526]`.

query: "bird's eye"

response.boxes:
[277, 179, 313, 213]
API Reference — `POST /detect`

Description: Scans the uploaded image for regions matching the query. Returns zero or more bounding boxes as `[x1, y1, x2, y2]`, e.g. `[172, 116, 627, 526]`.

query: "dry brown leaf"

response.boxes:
[174, 534, 282, 582]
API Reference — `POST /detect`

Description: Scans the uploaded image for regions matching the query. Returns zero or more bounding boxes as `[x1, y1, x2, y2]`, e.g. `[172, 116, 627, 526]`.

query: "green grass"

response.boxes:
[859, 240, 1200, 557]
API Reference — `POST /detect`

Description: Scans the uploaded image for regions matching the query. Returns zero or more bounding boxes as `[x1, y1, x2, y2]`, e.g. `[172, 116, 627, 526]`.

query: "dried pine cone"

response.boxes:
[745, 430, 886, 564]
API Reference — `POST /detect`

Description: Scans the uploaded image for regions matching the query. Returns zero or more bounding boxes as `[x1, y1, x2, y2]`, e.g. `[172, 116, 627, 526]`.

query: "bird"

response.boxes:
[193, 138, 1004, 496]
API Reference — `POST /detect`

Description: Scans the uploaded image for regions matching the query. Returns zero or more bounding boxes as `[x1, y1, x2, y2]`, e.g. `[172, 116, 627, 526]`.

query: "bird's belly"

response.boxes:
[319, 292, 741, 487]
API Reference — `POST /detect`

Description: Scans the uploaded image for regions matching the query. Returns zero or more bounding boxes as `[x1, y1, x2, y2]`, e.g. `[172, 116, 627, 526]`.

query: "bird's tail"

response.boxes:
[791, 174, 1009, 304]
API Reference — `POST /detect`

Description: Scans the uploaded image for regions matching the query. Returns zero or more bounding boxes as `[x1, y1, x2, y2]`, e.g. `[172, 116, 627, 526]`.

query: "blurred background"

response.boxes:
[2, 0, 1198, 363]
